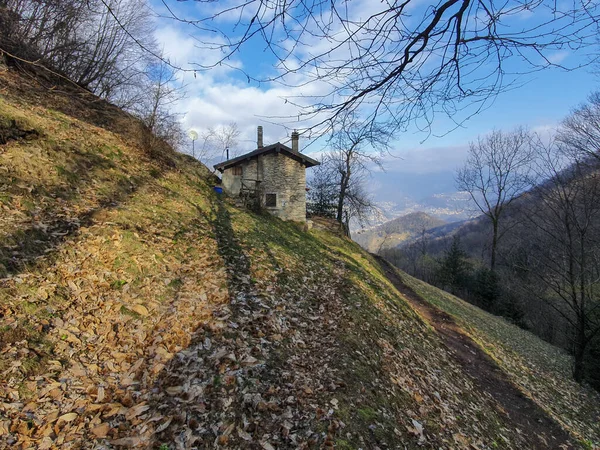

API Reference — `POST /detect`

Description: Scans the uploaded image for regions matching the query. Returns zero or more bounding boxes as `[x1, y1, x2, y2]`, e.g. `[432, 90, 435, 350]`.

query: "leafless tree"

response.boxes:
[164, 0, 599, 136]
[2, 0, 87, 62]
[558, 92, 600, 162]
[194, 130, 217, 164]
[339, 172, 379, 235]
[523, 138, 600, 382]
[307, 153, 368, 233]
[308, 132, 382, 234]
[457, 128, 535, 271]
[376, 232, 394, 255]
[2, 0, 155, 106]
[133, 58, 186, 149]
[326, 113, 390, 229]
[205, 123, 241, 160]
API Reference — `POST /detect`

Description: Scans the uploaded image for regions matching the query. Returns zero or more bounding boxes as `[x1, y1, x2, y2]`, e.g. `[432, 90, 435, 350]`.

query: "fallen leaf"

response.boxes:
[130, 304, 149, 316]
[91, 423, 111, 438]
[57, 412, 78, 423]
[238, 427, 252, 441]
[126, 403, 150, 420]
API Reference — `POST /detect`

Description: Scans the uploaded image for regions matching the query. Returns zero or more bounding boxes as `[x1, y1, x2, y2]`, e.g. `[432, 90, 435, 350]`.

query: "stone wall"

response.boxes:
[260, 152, 306, 222]
[244, 159, 260, 188]
[222, 159, 260, 196]
[220, 152, 308, 222]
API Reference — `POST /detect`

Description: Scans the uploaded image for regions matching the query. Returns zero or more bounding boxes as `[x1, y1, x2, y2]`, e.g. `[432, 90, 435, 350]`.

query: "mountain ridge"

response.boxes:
[354, 211, 447, 252]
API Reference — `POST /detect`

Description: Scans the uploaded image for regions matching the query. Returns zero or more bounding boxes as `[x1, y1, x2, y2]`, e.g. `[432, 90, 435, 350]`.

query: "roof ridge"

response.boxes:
[213, 142, 319, 171]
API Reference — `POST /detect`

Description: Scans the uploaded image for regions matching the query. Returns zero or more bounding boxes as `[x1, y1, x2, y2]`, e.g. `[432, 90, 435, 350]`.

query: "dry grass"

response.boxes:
[1, 66, 598, 449]
[399, 271, 600, 447]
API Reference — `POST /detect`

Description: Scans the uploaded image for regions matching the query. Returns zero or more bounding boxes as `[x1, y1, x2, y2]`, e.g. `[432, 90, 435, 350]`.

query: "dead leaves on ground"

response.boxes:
[1, 210, 226, 449]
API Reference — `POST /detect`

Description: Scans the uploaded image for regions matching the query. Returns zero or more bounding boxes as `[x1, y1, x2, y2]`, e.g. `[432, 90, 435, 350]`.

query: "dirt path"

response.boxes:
[375, 256, 576, 450]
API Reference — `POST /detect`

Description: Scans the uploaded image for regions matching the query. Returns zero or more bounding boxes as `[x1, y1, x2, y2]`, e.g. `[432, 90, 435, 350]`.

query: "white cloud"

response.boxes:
[154, 26, 197, 66]
[154, 25, 242, 77]
[152, 2, 565, 179]
[549, 51, 570, 65]
[177, 82, 312, 147]
[152, 21, 342, 158]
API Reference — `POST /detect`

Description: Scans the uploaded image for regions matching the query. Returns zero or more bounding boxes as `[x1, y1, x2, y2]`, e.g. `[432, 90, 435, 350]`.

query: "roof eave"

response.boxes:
[214, 143, 320, 170]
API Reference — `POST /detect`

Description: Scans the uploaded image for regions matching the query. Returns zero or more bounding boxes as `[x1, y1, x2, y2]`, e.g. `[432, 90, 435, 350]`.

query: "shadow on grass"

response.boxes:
[211, 198, 254, 297]
[0, 157, 141, 276]
[146, 198, 262, 447]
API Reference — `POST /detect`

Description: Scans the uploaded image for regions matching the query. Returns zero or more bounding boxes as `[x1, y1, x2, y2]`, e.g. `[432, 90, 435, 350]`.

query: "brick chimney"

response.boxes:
[291, 130, 299, 153]
[257, 126, 263, 149]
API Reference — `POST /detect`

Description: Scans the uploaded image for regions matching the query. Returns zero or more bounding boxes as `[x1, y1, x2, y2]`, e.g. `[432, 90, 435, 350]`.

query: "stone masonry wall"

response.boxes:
[222, 168, 241, 196]
[260, 152, 306, 222]
[221, 152, 308, 222]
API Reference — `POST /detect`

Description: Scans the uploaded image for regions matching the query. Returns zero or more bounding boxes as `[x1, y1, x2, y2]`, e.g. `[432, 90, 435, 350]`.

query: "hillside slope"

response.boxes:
[1, 68, 599, 449]
[378, 261, 600, 448]
[353, 212, 446, 252]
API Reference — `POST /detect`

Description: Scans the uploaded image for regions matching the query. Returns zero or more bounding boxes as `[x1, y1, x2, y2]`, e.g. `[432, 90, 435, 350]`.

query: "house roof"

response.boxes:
[213, 142, 320, 172]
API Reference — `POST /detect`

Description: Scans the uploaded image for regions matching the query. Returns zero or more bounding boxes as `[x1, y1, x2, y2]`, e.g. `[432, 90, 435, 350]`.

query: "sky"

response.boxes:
[148, 0, 600, 215]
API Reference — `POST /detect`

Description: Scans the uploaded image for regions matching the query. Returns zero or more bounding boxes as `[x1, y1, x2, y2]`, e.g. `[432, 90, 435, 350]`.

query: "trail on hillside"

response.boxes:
[5, 66, 599, 448]
[374, 255, 576, 450]
[143, 200, 343, 448]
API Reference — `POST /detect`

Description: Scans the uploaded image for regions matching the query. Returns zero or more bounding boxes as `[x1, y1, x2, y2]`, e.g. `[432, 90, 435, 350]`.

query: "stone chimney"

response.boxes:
[291, 130, 299, 153]
[257, 126, 263, 149]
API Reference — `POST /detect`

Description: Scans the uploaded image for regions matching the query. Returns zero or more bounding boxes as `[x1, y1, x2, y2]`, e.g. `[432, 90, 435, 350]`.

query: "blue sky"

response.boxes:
[149, 0, 599, 206]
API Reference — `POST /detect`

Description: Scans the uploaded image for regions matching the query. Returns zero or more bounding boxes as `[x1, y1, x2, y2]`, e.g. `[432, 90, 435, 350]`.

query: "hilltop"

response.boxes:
[1, 65, 600, 449]
[353, 212, 446, 252]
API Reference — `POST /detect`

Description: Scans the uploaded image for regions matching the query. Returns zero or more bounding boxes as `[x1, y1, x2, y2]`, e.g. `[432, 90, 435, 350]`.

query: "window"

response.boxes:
[232, 166, 242, 175]
[265, 193, 277, 207]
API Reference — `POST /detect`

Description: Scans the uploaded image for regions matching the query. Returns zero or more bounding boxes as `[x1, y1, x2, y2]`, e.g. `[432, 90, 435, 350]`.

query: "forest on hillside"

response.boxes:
[381, 109, 600, 390]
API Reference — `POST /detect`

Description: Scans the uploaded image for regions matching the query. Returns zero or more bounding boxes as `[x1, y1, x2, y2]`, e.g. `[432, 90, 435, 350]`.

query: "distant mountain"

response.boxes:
[353, 212, 447, 252]
[352, 191, 474, 234]
[416, 191, 475, 221]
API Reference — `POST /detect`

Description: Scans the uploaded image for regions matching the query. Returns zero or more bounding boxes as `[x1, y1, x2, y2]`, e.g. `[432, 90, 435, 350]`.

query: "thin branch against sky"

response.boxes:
[154, 0, 600, 137]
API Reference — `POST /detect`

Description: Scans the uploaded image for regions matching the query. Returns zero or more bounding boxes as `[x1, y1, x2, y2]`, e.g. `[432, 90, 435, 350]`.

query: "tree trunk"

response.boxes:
[491, 219, 498, 272]
[336, 167, 350, 223]
[336, 177, 346, 223]
[573, 320, 587, 382]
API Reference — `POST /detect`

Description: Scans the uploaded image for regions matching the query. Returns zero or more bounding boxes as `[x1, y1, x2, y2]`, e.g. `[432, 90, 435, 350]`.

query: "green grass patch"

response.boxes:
[55, 165, 80, 184]
[111, 279, 128, 289]
[168, 278, 183, 289]
[120, 305, 142, 320]
[357, 406, 378, 421]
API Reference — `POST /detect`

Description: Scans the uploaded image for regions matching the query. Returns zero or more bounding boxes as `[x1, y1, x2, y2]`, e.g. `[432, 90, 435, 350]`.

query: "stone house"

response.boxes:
[214, 127, 319, 222]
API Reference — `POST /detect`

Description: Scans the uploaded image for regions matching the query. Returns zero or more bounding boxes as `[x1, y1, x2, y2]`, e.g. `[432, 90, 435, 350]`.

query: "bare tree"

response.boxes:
[163, 0, 599, 135]
[308, 127, 382, 235]
[558, 92, 600, 162]
[134, 57, 185, 149]
[376, 232, 394, 255]
[339, 171, 379, 235]
[523, 138, 600, 382]
[456, 128, 535, 271]
[205, 123, 241, 160]
[2, 0, 156, 106]
[194, 130, 217, 163]
[327, 113, 390, 229]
